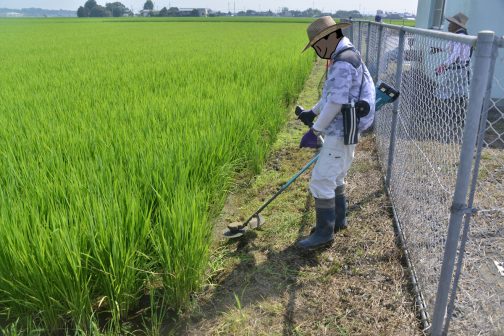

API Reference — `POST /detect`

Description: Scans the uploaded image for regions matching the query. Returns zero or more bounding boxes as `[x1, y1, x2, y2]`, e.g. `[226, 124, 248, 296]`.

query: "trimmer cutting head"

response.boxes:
[223, 214, 265, 239]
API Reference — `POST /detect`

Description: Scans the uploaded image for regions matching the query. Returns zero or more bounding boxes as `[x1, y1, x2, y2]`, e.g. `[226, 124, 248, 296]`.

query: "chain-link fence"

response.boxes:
[446, 58, 504, 335]
[352, 21, 359, 49]
[366, 24, 380, 80]
[352, 21, 504, 335]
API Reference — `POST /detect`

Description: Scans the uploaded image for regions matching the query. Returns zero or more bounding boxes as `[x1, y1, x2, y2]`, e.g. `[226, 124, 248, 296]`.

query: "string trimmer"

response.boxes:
[223, 80, 399, 239]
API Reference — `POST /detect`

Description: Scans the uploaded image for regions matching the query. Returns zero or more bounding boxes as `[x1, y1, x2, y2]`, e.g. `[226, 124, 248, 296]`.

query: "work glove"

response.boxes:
[295, 105, 316, 127]
[299, 128, 321, 148]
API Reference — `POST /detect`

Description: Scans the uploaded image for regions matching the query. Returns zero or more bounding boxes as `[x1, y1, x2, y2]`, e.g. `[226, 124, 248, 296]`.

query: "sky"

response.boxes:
[0, 0, 418, 14]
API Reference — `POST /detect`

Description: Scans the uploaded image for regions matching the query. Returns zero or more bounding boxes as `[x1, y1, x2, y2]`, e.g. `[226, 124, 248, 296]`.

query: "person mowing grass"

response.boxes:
[296, 17, 375, 250]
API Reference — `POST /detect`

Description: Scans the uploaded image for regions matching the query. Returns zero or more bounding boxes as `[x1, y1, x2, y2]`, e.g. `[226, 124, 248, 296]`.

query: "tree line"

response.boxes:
[76, 1, 408, 19]
[76, 0, 187, 18]
[77, 0, 132, 17]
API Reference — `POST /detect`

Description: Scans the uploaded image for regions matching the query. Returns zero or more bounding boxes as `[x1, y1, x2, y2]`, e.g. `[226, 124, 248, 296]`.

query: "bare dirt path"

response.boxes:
[173, 60, 423, 336]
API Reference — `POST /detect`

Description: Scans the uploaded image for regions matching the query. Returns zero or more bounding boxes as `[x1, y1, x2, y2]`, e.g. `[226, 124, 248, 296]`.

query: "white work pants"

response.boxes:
[309, 136, 356, 199]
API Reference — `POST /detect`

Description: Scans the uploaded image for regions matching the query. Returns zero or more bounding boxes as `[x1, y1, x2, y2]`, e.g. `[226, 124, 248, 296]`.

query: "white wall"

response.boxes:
[416, 0, 433, 28]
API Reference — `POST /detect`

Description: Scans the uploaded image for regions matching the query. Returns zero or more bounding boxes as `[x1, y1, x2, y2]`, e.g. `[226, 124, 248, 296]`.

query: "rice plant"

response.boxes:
[0, 18, 313, 333]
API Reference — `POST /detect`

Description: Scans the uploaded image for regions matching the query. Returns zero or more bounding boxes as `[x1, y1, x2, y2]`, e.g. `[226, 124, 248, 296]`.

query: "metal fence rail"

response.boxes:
[352, 20, 504, 335]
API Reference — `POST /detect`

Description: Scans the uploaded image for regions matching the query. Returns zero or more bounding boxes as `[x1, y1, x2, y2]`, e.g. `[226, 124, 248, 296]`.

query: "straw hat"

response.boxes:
[302, 16, 351, 52]
[446, 12, 468, 29]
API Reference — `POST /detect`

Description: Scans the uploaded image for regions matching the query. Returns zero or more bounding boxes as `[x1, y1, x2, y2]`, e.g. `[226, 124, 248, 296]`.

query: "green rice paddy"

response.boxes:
[0, 18, 313, 333]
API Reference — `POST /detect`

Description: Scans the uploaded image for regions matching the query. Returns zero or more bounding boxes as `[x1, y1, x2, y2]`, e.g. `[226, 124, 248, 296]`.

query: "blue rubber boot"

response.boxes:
[309, 186, 347, 234]
[297, 198, 335, 250]
[334, 185, 348, 231]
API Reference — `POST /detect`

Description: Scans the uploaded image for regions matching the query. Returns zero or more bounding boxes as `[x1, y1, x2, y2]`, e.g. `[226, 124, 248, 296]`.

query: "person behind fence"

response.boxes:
[431, 12, 471, 140]
[296, 16, 375, 250]
[375, 11, 382, 23]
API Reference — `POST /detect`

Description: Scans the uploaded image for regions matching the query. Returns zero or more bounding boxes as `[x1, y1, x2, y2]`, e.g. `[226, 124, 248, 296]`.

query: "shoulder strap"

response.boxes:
[332, 47, 362, 69]
[332, 46, 366, 101]
[358, 68, 365, 101]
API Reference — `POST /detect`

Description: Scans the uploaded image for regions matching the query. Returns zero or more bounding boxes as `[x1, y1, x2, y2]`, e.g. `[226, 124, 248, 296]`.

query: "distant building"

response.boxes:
[0, 8, 75, 17]
[139, 9, 159, 16]
[178, 8, 210, 17]
[382, 11, 415, 20]
[6, 12, 23, 17]
[384, 12, 403, 20]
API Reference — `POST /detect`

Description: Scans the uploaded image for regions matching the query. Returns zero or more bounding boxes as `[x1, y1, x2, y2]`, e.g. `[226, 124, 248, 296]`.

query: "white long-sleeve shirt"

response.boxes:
[444, 29, 471, 66]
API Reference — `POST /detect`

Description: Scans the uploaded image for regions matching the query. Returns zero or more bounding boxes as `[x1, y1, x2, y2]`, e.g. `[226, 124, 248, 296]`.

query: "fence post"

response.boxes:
[349, 20, 354, 43]
[365, 22, 371, 65]
[430, 31, 497, 336]
[385, 29, 405, 189]
[374, 24, 384, 81]
[358, 21, 362, 51]
[442, 38, 499, 335]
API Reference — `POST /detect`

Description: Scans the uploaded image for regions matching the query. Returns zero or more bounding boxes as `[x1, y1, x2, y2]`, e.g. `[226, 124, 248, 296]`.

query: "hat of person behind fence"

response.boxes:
[302, 16, 351, 52]
[446, 12, 468, 29]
